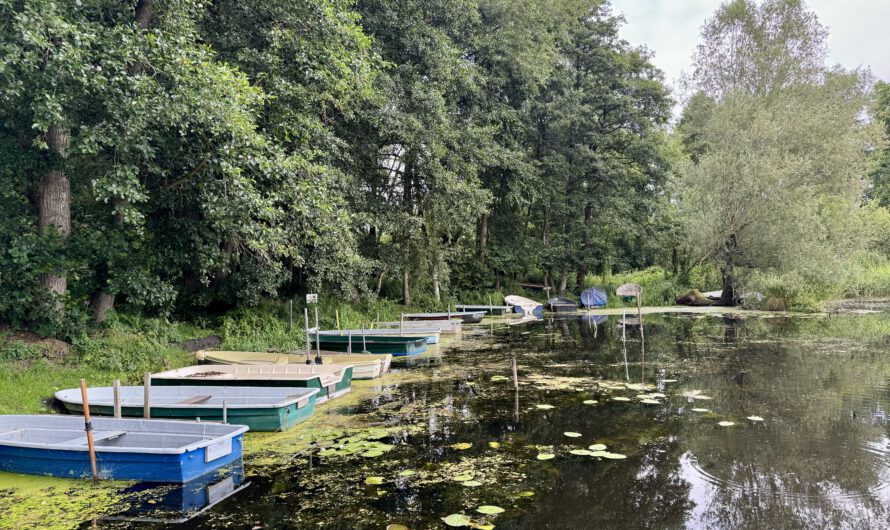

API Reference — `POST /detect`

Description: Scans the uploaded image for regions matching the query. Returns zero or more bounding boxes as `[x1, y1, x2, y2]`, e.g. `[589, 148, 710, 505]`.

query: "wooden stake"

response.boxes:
[143, 372, 151, 419]
[112, 379, 121, 419]
[79, 379, 99, 483]
[335, 309, 340, 330]
[511, 356, 519, 391]
[400, 313, 404, 336]
[222, 400, 228, 424]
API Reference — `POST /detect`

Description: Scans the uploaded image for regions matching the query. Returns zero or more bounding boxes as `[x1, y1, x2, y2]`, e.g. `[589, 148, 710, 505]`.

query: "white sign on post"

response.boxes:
[306, 293, 318, 304]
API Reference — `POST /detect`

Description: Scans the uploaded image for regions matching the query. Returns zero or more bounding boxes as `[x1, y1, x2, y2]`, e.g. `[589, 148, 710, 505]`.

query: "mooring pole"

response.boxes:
[143, 372, 151, 419]
[79, 379, 99, 483]
[112, 379, 122, 419]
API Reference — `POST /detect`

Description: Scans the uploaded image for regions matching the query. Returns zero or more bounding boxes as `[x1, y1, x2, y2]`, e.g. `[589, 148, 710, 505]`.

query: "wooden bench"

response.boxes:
[57, 430, 127, 447]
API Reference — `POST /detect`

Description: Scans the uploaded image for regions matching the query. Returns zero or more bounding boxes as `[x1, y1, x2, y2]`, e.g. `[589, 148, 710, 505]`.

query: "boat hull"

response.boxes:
[403, 312, 484, 324]
[196, 350, 391, 380]
[454, 305, 510, 316]
[315, 330, 439, 344]
[311, 336, 427, 356]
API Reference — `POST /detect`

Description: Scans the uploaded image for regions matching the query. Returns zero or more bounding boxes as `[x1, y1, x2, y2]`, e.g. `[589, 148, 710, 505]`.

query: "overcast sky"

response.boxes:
[610, 0, 889, 94]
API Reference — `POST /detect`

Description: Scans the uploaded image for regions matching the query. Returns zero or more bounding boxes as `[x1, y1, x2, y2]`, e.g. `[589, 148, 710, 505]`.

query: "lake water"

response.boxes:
[93, 310, 890, 529]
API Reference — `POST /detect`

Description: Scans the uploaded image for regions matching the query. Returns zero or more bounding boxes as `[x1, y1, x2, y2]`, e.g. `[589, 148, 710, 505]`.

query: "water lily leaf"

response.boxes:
[563, 432, 582, 438]
[601, 452, 627, 459]
[747, 416, 764, 422]
[466, 381, 476, 386]
[476, 505, 505, 515]
[535, 404, 555, 410]
[718, 421, 735, 427]
[386, 525, 409, 530]
[518, 491, 535, 497]
[590, 450, 609, 457]
[640, 399, 661, 405]
[660, 379, 678, 383]
[462, 480, 483, 487]
[588, 444, 607, 451]
[377, 489, 388, 496]
[442, 514, 471, 527]
[362, 450, 385, 458]
[365, 476, 384, 485]
[570, 449, 594, 456]
[648, 393, 666, 398]
[612, 397, 631, 402]
[582, 400, 598, 405]
[691, 408, 710, 413]
[472, 525, 495, 530]
[452, 473, 475, 481]
[451, 442, 473, 450]
[398, 470, 416, 477]
[489, 441, 500, 449]
[536, 453, 555, 460]
[491, 375, 509, 382]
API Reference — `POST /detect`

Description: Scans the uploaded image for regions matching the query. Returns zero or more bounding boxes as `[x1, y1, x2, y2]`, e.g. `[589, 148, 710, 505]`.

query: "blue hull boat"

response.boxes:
[0, 415, 247, 483]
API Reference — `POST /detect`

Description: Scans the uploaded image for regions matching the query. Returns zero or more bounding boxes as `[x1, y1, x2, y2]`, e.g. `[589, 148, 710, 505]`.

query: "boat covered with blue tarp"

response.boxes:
[581, 287, 608, 308]
[0, 415, 247, 483]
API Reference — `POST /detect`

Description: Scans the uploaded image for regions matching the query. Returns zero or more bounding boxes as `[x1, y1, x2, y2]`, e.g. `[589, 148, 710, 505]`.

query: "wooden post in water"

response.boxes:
[400, 313, 404, 336]
[335, 309, 340, 330]
[112, 379, 121, 419]
[347, 330, 353, 354]
[143, 373, 151, 419]
[79, 379, 99, 483]
[511, 355, 519, 391]
[222, 400, 228, 424]
[637, 288, 645, 382]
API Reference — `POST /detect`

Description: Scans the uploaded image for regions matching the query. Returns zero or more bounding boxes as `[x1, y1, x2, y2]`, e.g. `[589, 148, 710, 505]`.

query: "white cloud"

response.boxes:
[611, 0, 890, 92]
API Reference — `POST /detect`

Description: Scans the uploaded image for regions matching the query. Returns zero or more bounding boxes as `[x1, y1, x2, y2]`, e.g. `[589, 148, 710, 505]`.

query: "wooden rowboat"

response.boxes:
[55, 386, 319, 432]
[310, 335, 428, 356]
[505, 295, 544, 317]
[454, 304, 512, 316]
[376, 320, 462, 334]
[0, 415, 247, 482]
[402, 311, 485, 324]
[547, 297, 579, 312]
[195, 350, 391, 380]
[314, 328, 441, 344]
[150, 364, 353, 404]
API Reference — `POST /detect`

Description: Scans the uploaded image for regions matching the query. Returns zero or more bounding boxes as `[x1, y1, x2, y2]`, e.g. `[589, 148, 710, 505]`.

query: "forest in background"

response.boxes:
[2, 0, 890, 344]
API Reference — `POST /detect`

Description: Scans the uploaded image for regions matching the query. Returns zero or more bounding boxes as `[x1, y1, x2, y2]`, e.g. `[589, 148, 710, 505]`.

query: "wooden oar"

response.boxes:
[79, 379, 99, 483]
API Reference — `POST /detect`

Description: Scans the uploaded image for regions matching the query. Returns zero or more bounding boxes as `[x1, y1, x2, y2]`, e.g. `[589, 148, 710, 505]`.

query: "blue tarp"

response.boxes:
[581, 287, 607, 308]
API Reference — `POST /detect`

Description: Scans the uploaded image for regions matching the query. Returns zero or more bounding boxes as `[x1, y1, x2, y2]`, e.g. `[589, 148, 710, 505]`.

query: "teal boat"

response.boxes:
[150, 364, 353, 404]
[55, 386, 319, 432]
[310, 334, 428, 356]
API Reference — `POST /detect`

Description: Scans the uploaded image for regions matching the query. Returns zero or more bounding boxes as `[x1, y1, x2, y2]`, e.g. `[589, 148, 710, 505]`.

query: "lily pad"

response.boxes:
[718, 421, 735, 427]
[452, 473, 475, 481]
[536, 453, 556, 460]
[462, 480, 483, 487]
[590, 450, 609, 457]
[570, 449, 594, 456]
[518, 491, 535, 497]
[488, 441, 501, 449]
[601, 452, 627, 460]
[563, 432, 582, 438]
[612, 396, 631, 402]
[582, 400, 598, 405]
[387, 525, 409, 530]
[476, 505, 505, 515]
[398, 470, 416, 477]
[588, 444, 607, 451]
[365, 476, 384, 485]
[451, 442, 473, 450]
[442, 514, 471, 527]
[535, 404, 555, 410]
[660, 379, 678, 383]
[640, 399, 661, 405]
[362, 450, 385, 458]
[491, 375, 510, 382]
[747, 416, 764, 422]
[691, 408, 710, 413]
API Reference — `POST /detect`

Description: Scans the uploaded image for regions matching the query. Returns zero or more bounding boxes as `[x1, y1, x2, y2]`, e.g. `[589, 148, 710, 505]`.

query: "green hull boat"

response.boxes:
[310, 334, 428, 356]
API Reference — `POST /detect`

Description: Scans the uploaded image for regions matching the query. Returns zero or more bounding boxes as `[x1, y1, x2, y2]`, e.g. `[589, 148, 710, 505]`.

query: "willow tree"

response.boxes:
[678, 0, 879, 305]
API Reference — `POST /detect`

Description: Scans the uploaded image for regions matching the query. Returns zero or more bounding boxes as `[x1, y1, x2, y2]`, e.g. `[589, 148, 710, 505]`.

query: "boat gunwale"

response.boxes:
[54, 386, 321, 411]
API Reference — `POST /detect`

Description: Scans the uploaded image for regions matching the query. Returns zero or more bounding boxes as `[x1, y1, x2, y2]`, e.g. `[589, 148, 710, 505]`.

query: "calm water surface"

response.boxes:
[94, 311, 890, 529]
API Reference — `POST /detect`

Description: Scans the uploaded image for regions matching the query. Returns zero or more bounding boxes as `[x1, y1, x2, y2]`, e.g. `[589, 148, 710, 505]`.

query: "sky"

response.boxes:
[610, 0, 890, 95]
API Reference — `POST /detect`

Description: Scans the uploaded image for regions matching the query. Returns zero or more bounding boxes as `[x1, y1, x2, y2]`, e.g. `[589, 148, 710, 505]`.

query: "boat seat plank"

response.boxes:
[57, 430, 127, 446]
[177, 395, 212, 405]
[0, 428, 22, 438]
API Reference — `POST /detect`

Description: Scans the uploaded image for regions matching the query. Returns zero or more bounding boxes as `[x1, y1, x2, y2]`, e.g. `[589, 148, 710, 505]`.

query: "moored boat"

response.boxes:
[310, 334, 428, 356]
[195, 349, 391, 380]
[402, 311, 485, 324]
[505, 295, 544, 317]
[0, 415, 247, 482]
[454, 304, 512, 316]
[151, 364, 353, 404]
[581, 287, 608, 308]
[55, 386, 319, 432]
[547, 297, 579, 312]
[314, 328, 441, 344]
[376, 320, 463, 334]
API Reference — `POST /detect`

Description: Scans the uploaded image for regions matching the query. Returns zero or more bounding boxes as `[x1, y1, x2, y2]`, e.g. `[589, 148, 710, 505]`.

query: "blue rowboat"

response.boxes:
[0, 415, 247, 483]
[55, 386, 320, 432]
[581, 287, 608, 308]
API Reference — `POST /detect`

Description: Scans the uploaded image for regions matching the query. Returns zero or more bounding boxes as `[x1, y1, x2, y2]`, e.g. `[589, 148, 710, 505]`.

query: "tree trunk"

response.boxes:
[477, 213, 489, 259]
[559, 267, 568, 294]
[90, 292, 116, 323]
[717, 234, 737, 306]
[495, 271, 501, 292]
[402, 269, 410, 307]
[376, 268, 386, 296]
[39, 124, 71, 306]
[576, 264, 587, 289]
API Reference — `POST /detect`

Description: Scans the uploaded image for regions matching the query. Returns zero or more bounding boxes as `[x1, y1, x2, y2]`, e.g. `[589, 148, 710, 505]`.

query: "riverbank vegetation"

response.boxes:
[2, 0, 890, 350]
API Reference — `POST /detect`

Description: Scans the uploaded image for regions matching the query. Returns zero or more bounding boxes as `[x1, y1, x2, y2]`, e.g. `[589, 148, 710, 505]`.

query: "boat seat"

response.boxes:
[56, 430, 127, 446]
[177, 395, 212, 405]
[0, 428, 22, 439]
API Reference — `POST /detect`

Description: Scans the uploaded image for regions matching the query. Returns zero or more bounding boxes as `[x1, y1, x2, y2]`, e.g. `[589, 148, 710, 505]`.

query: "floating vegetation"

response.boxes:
[536, 453, 556, 460]
[490, 375, 510, 382]
[588, 444, 607, 451]
[442, 513, 472, 527]
[682, 390, 713, 401]
[365, 476, 384, 485]
[398, 469, 416, 477]
[660, 379, 678, 383]
[519, 491, 535, 497]
[387, 524, 410, 530]
[535, 404, 555, 410]
[582, 399, 598, 405]
[451, 442, 473, 450]
[718, 421, 735, 427]
[452, 473, 475, 482]
[612, 396, 631, 402]
[488, 441, 501, 449]
[462, 480, 483, 487]
[691, 408, 711, 413]
[600, 452, 627, 460]
[477, 505, 505, 515]
[747, 416, 765, 422]
[640, 399, 661, 405]
[570, 449, 594, 456]
[563, 432, 582, 438]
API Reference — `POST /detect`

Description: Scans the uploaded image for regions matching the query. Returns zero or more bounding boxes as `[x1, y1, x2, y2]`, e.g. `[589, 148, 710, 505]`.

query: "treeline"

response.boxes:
[0, 0, 673, 336]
